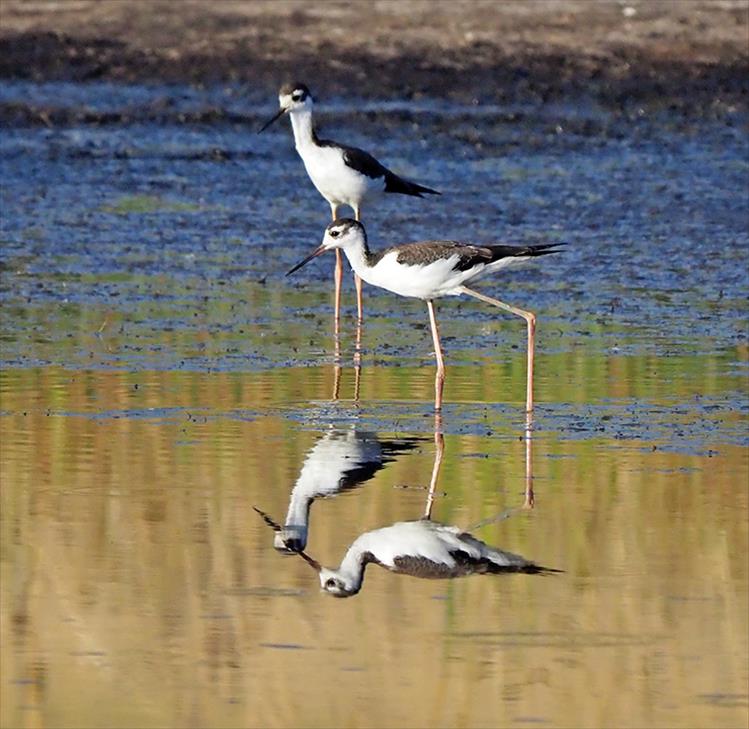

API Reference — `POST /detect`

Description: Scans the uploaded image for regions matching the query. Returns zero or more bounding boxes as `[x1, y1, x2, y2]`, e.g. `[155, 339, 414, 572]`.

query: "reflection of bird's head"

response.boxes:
[273, 526, 307, 554]
[318, 568, 361, 598]
[253, 507, 310, 554]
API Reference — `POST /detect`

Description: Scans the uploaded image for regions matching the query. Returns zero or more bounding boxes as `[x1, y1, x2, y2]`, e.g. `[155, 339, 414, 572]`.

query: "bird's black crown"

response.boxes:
[279, 81, 311, 101]
[327, 218, 364, 238]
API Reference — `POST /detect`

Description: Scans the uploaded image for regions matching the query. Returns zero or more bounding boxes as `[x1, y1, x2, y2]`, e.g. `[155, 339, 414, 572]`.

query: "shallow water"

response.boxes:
[1, 82, 748, 728]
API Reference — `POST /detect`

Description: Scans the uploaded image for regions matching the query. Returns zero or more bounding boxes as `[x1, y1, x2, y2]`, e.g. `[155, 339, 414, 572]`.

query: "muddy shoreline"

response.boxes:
[1, 0, 747, 112]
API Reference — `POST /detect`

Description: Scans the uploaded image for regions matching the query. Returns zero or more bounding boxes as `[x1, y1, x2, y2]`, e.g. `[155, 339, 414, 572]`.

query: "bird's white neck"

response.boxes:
[288, 108, 316, 151]
[340, 241, 373, 283]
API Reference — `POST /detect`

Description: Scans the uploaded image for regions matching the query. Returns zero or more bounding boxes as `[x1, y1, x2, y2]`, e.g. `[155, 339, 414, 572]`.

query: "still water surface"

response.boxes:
[1, 363, 747, 728]
[1, 82, 748, 728]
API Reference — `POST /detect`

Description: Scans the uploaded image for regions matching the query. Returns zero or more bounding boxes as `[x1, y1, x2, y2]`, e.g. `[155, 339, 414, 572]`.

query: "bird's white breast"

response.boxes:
[363, 252, 471, 299]
[298, 144, 384, 207]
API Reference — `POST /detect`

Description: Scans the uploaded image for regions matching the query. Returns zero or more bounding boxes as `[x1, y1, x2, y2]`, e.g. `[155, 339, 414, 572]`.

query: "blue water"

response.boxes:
[1, 80, 747, 377]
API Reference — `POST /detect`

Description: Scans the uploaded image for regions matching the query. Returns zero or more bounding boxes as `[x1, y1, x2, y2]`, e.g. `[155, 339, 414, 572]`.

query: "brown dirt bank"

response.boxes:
[1, 0, 747, 110]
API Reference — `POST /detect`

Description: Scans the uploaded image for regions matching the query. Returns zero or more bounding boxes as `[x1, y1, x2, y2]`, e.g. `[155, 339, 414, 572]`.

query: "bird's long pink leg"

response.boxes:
[354, 274, 363, 323]
[334, 250, 343, 327]
[426, 300, 445, 411]
[458, 286, 536, 413]
[353, 206, 364, 322]
[329, 204, 342, 331]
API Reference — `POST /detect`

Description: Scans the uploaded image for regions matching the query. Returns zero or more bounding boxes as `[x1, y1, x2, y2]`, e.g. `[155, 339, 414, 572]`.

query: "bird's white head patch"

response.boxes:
[322, 219, 366, 250]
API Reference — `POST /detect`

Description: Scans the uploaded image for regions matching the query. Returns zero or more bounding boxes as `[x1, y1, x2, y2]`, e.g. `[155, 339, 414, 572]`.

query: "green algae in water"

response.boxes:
[100, 194, 201, 215]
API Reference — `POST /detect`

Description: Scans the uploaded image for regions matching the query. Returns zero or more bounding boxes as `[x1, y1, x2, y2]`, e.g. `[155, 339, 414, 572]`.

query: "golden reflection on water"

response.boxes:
[1, 365, 747, 729]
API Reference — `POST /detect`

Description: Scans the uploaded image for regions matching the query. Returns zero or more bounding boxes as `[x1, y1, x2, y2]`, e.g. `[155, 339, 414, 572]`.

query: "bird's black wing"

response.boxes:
[370, 240, 562, 270]
[369, 241, 493, 270]
[317, 139, 389, 180]
[383, 172, 440, 196]
[483, 243, 563, 260]
[319, 139, 439, 196]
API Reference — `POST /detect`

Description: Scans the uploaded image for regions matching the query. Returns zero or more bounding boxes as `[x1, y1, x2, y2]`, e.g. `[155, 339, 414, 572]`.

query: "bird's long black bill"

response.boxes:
[286, 244, 327, 276]
[257, 107, 286, 133]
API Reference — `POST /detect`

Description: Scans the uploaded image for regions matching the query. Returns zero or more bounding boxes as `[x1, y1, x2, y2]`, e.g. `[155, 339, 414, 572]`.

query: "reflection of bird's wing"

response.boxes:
[377, 436, 422, 463]
[354, 521, 545, 577]
[293, 430, 383, 500]
[354, 521, 466, 570]
[453, 529, 537, 571]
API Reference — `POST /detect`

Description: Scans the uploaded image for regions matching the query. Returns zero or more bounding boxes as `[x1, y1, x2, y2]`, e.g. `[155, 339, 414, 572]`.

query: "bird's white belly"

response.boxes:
[362, 252, 471, 300]
[299, 145, 383, 207]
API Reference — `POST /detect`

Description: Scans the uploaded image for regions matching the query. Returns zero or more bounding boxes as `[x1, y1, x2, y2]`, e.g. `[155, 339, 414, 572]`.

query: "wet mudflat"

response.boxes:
[1, 78, 748, 729]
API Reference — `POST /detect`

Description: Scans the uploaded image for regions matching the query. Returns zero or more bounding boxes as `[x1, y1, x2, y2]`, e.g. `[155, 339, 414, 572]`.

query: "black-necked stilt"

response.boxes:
[259, 82, 440, 323]
[287, 219, 563, 412]
[254, 428, 419, 554]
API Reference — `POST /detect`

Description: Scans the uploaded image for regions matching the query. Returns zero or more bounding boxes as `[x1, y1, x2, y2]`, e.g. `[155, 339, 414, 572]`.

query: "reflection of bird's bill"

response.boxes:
[286, 244, 327, 276]
[253, 506, 282, 531]
[257, 107, 287, 133]
[254, 506, 319, 568]
[297, 550, 321, 573]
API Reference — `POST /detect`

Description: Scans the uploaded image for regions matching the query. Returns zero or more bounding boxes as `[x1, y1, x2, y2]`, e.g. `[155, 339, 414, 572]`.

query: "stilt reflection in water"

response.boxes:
[465, 413, 534, 534]
[256, 416, 557, 598]
[254, 427, 420, 554]
[331, 319, 363, 402]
